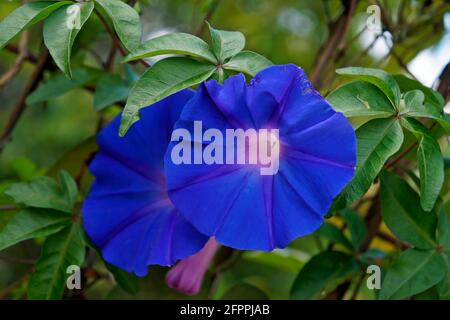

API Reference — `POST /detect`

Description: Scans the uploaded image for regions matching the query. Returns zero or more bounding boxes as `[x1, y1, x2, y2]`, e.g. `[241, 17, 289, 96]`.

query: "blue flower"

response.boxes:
[83, 90, 208, 276]
[164, 64, 357, 251]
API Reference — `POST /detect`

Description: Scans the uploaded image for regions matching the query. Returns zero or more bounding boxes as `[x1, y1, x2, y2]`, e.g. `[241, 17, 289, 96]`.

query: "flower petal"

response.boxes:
[165, 65, 357, 250]
[83, 90, 208, 276]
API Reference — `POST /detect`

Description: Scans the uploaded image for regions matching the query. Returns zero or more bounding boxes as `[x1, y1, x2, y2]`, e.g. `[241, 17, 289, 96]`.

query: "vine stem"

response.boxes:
[94, 8, 149, 67]
[195, 0, 220, 36]
[0, 204, 18, 211]
[310, 0, 358, 90]
[0, 48, 49, 152]
[0, 29, 29, 88]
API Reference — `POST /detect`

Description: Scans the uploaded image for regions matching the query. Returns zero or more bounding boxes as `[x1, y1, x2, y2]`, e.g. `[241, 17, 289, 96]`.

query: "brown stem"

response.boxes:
[5, 44, 37, 64]
[310, 0, 358, 89]
[359, 193, 382, 253]
[386, 141, 418, 168]
[0, 204, 18, 211]
[0, 268, 33, 299]
[0, 30, 29, 88]
[350, 272, 365, 300]
[94, 9, 149, 67]
[437, 62, 450, 101]
[195, 0, 220, 36]
[0, 48, 49, 152]
[0, 254, 34, 265]
[376, 230, 410, 250]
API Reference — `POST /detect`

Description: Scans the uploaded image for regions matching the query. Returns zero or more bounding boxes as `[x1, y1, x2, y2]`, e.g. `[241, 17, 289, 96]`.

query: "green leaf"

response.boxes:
[0, 211, 16, 232]
[437, 273, 450, 300]
[315, 223, 353, 251]
[123, 33, 217, 64]
[437, 207, 450, 247]
[380, 170, 437, 249]
[221, 283, 269, 300]
[336, 67, 401, 108]
[94, 0, 141, 52]
[27, 68, 100, 105]
[207, 22, 245, 62]
[394, 74, 444, 110]
[59, 170, 78, 208]
[5, 170, 77, 213]
[290, 251, 358, 299]
[401, 118, 444, 211]
[105, 263, 139, 295]
[47, 137, 98, 180]
[120, 57, 216, 136]
[0, 208, 71, 251]
[379, 248, 446, 300]
[334, 118, 404, 208]
[402, 89, 450, 134]
[0, 1, 72, 49]
[43, 2, 94, 78]
[10, 156, 39, 180]
[340, 208, 367, 249]
[223, 50, 273, 76]
[327, 81, 395, 127]
[28, 223, 86, 300]
[94, 74, 130, 111]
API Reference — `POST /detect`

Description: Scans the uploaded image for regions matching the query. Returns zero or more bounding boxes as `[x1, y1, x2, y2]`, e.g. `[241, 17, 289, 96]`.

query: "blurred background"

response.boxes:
[0, 0, 449, 299]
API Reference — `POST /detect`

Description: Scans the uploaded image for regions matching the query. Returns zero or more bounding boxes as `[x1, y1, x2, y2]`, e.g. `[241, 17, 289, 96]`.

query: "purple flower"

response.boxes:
[166, 238, 219, 295]
[82, 90, 208, 276]
[164, 64, 357, 251]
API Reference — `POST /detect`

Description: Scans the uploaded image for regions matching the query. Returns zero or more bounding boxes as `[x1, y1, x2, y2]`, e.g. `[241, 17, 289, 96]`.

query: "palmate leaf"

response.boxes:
[334, 118, 404, 208]
[5, 170, 78, 213]
[380, 171, 437, 249]
[0, 208, 71, 252]
[327, 81, 395, 128]
[94, 0, 142, 52]
[336, 67, 401, 108]
[290, 250, 358, 299]
[401, 118, 444, 211]
[43, 2, 94, 78]
[0, 1, 72, 49]
[28, 223, 86, 300]
[379, 248, 446, 300]
[207, 22, 245, 63]
[119, 57, 216, 136]
[123, 33, 217, 64]
[402, 89, 450, 134]
[394, 74, 444, 111]
[223, 50, 273, 76]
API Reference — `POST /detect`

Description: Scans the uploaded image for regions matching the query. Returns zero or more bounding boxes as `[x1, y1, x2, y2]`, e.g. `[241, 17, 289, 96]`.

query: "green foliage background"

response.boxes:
[0, 0, 449, 300]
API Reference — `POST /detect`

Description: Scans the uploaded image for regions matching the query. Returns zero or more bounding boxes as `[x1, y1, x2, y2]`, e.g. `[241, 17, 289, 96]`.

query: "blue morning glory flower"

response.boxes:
[82, 90, 208, 276]
[164, 64, 357, 251]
